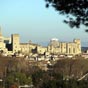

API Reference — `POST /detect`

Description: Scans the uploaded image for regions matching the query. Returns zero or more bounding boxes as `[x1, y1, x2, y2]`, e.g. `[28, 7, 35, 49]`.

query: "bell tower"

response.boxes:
[0, 27, 3, 42]
[0, 27, 6, 51]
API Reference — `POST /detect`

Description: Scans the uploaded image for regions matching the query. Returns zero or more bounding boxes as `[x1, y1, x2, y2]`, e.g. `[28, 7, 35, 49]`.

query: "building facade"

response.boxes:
[0, 29, 81, 55]
[47, 38, 81, 55]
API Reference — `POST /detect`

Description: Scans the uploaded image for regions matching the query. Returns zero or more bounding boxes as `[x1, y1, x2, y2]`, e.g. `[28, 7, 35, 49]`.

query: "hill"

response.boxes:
[81, 47, 88, 52]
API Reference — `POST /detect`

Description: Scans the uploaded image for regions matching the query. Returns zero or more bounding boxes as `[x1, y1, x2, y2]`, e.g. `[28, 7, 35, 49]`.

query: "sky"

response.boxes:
[0, 0, 88, 46]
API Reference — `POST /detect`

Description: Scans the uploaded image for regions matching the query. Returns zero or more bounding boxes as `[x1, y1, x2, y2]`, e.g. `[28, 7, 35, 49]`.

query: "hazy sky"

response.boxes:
[0, 0, 88, 46]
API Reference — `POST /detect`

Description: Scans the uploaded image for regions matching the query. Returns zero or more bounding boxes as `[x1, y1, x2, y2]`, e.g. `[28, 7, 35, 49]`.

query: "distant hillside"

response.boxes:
[81, 47, 88, 52]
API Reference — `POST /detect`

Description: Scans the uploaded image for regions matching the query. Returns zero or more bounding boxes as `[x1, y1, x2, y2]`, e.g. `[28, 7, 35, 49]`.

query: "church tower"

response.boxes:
[0, 27, 6, 51]
[0, 27, 3, 42]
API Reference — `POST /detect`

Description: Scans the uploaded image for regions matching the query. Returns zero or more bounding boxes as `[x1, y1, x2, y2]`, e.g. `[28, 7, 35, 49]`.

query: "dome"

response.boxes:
[51, 38, 58, 41]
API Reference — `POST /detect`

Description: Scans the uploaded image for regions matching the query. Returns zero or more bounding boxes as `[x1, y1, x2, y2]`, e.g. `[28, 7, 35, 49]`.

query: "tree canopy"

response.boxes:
[45, 0, 88, 32]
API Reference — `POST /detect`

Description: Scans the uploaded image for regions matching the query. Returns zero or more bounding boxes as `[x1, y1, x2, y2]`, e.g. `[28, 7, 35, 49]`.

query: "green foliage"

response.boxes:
[32, 70, 44, 86]
[31, 58, 88, 88]
[5, 72, 32, 87]
[3, 56, 88, 88]
[52, 59, 88, 79]
[45, 0, 88, 31]
[6, 74, 15, 84]
[42, 80, 57, 88]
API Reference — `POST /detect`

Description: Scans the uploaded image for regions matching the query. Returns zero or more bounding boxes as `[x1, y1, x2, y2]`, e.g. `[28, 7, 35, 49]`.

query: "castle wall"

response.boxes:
[36, 46, 47, 54]
[0, 29, 82, 55]
[20, 43, 29, 54]
[48, 39, 81, 55]
[60, 42, 67, 54]
[20, 43, 38, 54]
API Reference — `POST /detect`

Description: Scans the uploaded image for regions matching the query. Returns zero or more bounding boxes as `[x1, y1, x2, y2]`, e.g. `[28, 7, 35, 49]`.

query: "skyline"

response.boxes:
[0, 0, 88, 46]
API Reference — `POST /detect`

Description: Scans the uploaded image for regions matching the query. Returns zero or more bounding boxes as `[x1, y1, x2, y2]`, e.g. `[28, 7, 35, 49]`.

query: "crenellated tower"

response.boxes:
[11, 34, 20, 53]
[73, 39, 81, 54]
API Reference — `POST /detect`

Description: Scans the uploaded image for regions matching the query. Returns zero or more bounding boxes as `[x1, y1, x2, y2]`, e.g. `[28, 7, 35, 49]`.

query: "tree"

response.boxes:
[45, 0, 88, 32]
[5, 72, 32, 88]
[51, 58, 88, 79]
[32, 70, 44, 87]
[9, 84, 18, 88]
[7, 58, 30, 73]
